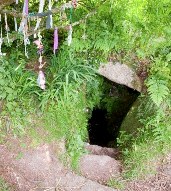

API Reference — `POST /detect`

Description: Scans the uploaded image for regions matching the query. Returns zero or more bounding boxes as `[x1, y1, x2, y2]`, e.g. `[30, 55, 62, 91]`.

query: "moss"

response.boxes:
[119, 97, 143, 135]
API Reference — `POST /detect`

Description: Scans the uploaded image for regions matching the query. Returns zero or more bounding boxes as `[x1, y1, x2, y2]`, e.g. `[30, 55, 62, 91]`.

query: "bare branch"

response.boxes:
[0, 2, 73, 18]
[0, 0, 15, 11]
[5, 10, 97, 43]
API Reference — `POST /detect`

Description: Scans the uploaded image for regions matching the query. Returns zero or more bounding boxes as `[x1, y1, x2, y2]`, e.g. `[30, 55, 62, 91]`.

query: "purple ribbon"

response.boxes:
[25, 0, 29, 15]
[53, 28, 58, 54]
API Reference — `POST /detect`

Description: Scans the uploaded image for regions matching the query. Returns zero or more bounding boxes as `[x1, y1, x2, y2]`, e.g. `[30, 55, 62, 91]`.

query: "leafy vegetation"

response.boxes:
[0, 0, 171, 183]
[0, 177, 11, 191]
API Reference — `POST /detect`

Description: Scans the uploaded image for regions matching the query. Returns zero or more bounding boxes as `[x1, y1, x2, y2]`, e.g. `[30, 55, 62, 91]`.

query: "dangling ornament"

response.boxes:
[53, 27, 58, 54]
[46, 0, 53, 29]
[37, 70, 46, 90]
[67, 25, 72, 46]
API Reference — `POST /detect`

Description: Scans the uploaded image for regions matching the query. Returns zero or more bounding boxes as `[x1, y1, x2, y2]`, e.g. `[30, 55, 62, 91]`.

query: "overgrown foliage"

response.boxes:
[0, 177, 11, 191]
[0, 0, 171, 178]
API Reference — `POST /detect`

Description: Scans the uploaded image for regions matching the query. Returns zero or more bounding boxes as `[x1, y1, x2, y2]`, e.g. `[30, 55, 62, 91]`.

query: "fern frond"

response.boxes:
[147, 78, 169, 107]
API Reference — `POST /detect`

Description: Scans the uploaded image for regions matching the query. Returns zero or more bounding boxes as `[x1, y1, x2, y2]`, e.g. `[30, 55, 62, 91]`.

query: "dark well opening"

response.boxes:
[88, 80, 140, 147]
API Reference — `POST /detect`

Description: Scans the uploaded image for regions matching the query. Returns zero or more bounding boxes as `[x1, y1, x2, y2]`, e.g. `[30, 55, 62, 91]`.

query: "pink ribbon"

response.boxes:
[53, 28, 58, 54]
[25, 0, 29, 15]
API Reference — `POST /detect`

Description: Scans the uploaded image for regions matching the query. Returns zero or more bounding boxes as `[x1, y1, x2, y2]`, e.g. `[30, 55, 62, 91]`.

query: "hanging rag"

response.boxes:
[23, 30, 30, 58]
[18, 0, 29, 32]
[18, 0, 30, 57]
[67, 25, 72, 46]
[4, 13, 10, 44]
[33, 39, 43, 55]
[46, 0, 53, 29]
[0, 27, 2, 55]
[37, 70, 46, 90]
[34, 0, 45, 35]
[53, 28, 58, 54]
[24, 0, 29, 15]
[14, 17, 18, 31]
[0, 25, 6, 56]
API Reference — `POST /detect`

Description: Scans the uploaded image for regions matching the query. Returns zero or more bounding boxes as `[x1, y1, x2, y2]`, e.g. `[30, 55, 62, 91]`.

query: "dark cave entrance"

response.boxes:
[88, 80, 140, 147]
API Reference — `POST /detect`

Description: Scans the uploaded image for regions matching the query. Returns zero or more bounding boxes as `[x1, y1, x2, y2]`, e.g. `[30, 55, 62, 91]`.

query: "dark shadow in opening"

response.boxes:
[88, 81, 140, 147]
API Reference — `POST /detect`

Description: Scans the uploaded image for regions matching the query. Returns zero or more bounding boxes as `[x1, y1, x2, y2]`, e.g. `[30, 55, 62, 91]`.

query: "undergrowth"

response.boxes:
[117, 94, 171, 179]
[0, 0, 171, 180]
[0, 177, 11, 191]
[0, 47, 100, 169]
[118, 57, 171, 179]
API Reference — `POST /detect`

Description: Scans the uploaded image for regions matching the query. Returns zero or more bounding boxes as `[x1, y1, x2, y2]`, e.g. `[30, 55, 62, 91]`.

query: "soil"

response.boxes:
[0, 137, 171, 191]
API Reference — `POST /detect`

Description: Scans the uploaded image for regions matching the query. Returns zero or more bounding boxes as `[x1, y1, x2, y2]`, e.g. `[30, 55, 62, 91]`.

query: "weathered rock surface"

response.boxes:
[119, 97, 143, 135]
[85, 144, 120, 159]
[79, 154, 121, 184]
[0, 144, 117, 191]
[98, 62, 142, 92]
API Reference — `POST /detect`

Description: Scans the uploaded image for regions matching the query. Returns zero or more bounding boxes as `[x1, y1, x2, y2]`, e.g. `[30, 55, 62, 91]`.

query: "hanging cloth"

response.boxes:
[37, 70, 46, 90]
[0, 14, 2, 55]
[0, 28, 3, 56]
[46, 0, 53, 29]
[53, 27, 58, 54]
[14, 17, 18, 31]
[34, 0, 45, 36]
[0, 16, 6, 56]
[23, 31, 30, 58]
[4, 13, 10, 44]
[18, 0, 30, 57]
[67, 6, 73, 46]
[18, 0, 29, 32]
[24, 0, 29, 15]
[34, 32, 45, 69]
[67, 25, 72, 46]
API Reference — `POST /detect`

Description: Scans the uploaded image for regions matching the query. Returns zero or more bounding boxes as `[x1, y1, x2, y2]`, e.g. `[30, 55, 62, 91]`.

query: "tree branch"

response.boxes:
[0, 2, 73, 18]
[0, 0, 15, 11]
[5, 10, 97, 42]
[27, 10, 97, 36]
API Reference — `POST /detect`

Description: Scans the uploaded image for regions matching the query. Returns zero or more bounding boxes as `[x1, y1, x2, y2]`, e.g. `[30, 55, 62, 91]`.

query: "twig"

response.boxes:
[4, 10, 97, 43]
[0, 0, 15, 11]
[0, 2, 72, 18]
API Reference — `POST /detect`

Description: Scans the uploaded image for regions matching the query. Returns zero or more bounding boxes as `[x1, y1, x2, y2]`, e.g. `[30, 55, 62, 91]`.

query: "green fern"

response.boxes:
[147, 77, 169, 107]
